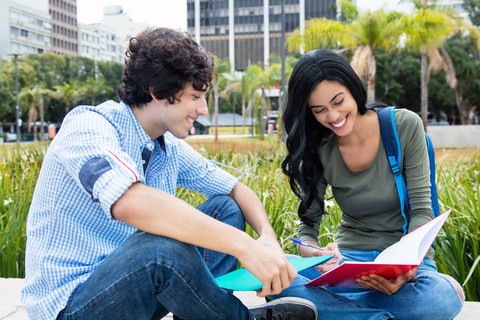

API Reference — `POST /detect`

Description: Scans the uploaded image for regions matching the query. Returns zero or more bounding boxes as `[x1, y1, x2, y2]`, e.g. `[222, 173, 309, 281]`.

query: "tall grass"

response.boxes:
[434, 154, 480, 301]
[0, 144, 46, 278]
[1, 140, 478, 301]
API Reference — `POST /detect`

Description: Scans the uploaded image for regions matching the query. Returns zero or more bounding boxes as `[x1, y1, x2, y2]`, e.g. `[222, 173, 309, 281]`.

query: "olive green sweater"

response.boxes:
[298, 108, 434, 256]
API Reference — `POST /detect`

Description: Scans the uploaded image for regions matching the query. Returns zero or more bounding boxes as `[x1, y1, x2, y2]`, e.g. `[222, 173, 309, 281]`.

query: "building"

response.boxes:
[194, 113, 254, 135]
[436, 0, 469, 21]
[354, 0, 470, 22]
[78, 23, 101, 60]
[0, 0, 52, 59]
[49, 0, 78, 55]
[187, 0, 337, 71]
[80, 22, 122, 62]
[77, 5, 154, 62]
[99, 5, 136, 60]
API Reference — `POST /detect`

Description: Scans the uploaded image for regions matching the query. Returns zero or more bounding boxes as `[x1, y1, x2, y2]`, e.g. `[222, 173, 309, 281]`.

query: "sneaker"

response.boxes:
[249, 297, 317, 320]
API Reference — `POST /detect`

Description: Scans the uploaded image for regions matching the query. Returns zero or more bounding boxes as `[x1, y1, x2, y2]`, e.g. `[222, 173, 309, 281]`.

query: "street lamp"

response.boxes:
[13, 53, 21, 145]
[280, 0, 286, 140]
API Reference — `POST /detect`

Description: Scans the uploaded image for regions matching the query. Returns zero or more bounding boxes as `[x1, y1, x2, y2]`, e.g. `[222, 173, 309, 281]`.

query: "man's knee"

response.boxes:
[198, 195, 245, 230]
[128, 232, 201, 262]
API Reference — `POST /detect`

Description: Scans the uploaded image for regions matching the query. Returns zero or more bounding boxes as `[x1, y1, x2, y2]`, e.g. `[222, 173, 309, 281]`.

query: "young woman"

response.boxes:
[281, 49, 464, 319]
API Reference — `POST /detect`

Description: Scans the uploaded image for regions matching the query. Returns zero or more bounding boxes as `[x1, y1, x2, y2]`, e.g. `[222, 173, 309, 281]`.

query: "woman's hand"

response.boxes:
[355, 267, 418, 295]
[299, 241, 342, 273]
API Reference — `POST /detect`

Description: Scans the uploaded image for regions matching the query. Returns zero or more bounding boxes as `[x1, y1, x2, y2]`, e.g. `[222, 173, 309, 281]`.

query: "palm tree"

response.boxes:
[287, 6, 404, 104]
[19, 87, 38, 141]
[49, 81, 85, 117]
[221, 65, 264, 135]
[83, 76, 108, 106]
[401, 0, 480, 127]
[210, 57, 231, 142]
[18, 85, 48, 142]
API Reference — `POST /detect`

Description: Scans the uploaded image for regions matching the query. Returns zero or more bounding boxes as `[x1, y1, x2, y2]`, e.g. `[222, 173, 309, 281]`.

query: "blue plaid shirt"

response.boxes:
[21, 101, 238, 319]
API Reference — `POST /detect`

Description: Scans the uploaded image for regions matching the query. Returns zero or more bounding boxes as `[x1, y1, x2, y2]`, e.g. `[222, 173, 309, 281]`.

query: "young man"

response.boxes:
[21, 28, 317, 320]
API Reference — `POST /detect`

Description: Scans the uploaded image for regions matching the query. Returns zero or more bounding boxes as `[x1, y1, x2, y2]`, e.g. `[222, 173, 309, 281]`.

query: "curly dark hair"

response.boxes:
[117, 28, 215, 106]
[281, 49, 367, 226]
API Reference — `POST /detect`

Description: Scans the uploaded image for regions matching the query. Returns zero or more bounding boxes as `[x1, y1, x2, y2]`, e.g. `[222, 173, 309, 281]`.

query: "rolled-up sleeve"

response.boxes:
[54, 110, 140, 218]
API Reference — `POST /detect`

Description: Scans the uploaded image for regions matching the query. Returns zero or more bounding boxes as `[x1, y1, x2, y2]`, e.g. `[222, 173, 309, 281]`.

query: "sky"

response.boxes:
[76, 0, 413, 29]
[77, 0, 188, 29]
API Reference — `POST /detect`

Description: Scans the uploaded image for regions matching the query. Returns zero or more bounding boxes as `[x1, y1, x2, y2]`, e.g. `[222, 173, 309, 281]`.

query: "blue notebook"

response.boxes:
[215, 255, 333, 291]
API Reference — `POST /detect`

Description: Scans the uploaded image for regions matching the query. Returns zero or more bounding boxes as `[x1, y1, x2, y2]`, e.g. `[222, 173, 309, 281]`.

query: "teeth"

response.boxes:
[331, 117, 346, 128]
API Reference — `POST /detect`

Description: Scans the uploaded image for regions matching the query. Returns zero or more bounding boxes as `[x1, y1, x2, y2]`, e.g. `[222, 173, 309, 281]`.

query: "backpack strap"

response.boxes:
[426, 134, 440, 217]
[378, 107, 410, 234]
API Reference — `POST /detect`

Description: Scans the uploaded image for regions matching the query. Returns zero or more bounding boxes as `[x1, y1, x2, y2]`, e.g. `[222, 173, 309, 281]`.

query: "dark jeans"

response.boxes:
[57, 195, 253, 320]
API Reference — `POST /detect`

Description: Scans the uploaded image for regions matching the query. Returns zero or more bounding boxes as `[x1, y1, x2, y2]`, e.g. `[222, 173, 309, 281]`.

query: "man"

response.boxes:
[21, 28, 317, 320]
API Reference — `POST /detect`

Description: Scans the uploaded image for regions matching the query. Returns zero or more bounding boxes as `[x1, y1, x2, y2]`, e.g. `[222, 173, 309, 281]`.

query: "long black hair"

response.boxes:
[281, 49, 367, 226]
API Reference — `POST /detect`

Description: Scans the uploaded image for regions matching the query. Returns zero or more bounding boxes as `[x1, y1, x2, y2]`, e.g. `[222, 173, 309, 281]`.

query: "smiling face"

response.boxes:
[308, 80, 358, 137]
[138, 83, 208, 140]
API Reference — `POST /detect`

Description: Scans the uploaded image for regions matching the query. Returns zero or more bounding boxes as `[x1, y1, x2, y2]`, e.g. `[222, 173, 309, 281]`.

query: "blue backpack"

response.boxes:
[377, 106, 440, 235]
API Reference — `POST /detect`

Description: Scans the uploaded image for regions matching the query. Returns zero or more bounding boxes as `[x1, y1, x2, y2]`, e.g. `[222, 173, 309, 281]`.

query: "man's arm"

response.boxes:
[229, 182, 277, 240]
[112, 182, 296, 296]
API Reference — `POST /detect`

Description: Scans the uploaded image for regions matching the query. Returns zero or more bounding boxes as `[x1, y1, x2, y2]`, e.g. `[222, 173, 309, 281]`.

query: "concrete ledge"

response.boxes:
[428, 125, 480, 148]
[2, 278, 478, 319]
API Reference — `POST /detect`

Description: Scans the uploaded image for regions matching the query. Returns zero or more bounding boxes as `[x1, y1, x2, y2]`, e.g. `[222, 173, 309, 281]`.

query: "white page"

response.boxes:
[374, 210, 451, 264]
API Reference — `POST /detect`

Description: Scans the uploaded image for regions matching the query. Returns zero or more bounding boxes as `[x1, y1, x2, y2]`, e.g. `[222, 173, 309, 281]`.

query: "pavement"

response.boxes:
[1, 278, 478, 319]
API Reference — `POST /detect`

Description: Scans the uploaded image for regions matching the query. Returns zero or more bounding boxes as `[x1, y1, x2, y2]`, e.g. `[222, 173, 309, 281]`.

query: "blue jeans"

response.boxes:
[57, 195, 255, 320]
[272, 249, 463, 320]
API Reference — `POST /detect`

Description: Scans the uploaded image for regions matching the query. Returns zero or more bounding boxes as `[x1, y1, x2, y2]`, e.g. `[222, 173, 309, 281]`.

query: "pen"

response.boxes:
[290, 238, 326, 251]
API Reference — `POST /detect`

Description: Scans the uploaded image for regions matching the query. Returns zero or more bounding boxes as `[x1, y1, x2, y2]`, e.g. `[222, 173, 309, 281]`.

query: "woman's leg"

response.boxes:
[269, 275, 395, 320]
[317, 250, 464, 320]
[347, 258, 464, 320]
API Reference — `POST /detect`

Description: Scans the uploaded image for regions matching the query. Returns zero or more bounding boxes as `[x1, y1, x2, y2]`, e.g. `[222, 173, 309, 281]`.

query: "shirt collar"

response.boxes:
[121, 101, 167, 152]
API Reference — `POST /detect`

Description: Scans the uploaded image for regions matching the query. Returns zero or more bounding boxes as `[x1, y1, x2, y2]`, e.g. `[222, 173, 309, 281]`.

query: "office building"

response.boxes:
[78, 23, 101, 60]
[49, 0, 78, 55]
[97, 5, 154, 62]
[0, 0, 52, 59]
[187, 0, 337, 71]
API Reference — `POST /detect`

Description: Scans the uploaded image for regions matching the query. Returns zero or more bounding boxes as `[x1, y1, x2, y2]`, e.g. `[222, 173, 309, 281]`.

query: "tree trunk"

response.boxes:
[213, 78, 219, 143]
[241, 97, 246, 133]
[421, 50, 429, 131]
[39, 94, 45, 142]
[366, 52, 376, 104]
[277, 93, 284, 141]
[421, 0, 429, 130]
[27, 102, 38, 142]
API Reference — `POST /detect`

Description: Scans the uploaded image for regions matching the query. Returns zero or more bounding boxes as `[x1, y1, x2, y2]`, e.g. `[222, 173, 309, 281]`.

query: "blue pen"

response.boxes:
[290, 238, 325, 251]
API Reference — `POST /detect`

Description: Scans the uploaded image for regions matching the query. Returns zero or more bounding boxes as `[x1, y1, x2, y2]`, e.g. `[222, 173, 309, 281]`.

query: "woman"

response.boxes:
[281, 49, 464, 319]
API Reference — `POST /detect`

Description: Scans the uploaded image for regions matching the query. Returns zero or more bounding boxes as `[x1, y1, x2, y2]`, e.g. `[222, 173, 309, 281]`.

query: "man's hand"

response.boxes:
[239, 235, 297, 297]
[355, 267, 418, 295]
[299, 241, 342, 273]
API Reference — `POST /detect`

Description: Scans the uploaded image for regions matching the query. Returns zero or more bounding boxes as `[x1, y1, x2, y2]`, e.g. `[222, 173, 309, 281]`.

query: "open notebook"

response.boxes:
[307, 209, 452, 287]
